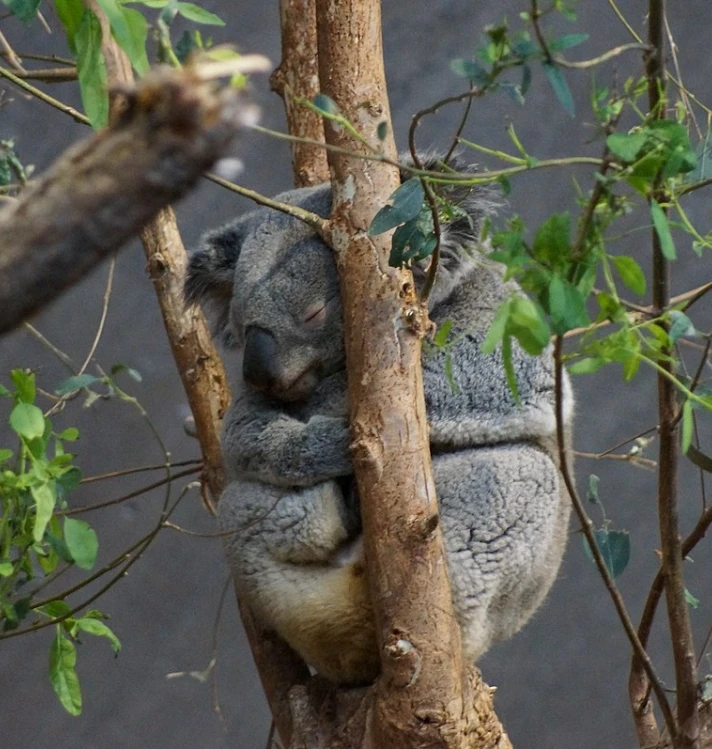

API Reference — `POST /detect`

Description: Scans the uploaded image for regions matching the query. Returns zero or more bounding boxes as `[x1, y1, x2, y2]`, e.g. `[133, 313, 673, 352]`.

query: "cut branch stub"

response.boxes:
[0, 65, 256, 336]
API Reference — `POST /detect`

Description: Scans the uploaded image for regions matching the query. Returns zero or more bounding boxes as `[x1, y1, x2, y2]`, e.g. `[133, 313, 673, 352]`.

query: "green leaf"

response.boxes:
[176, 2, 224, 25]
[55, 373, 99, 396]
[433, 319, 453, 348]
[685, 587, 699, 609]
[10, 402, 45, 440]
[549, 33, 589, 51]
[681, 400, 693, 455]
[606, 132, 646, 162]
[668, 310, 696, 342]
[547, 275, 589, 335]
[583, 528, 630, 578]
[568, 357, 605, 375]
[120, 7, 150, 74]
[56, 466, 83, 504]
[64, 518, 98, 570]
[501, 335, 520, 403]
[75, 10, 109, 130]
[58, 427, 79, 441]
[611, 255, 646, 296]
[42, 600, 72, 618]
[369, 179, 425, 235]
[49, 629, 82, 716]
[11, 369, 36, 403]
[543, 62, 574, 117]
[481, 299, 511, 354]
[650, 200, 676, 260]
[110, 363, 142, 382]
[532, 212, 570, 266]
[3, 0, 42, 22]
[54, 0, 85, 52]
[94, 0, 148, 74]
[0, 561, 13, 577]
[74, 617, 121, 653]
[32, 482, 57, 543]
[449, 58, 490, 85]
[0, 448, 13, 462]
[507, 296, 551, 355]
[312, 93, 339, 116]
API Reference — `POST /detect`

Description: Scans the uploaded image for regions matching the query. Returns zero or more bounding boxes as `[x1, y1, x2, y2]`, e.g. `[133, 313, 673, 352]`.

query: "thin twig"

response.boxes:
[554, 43, 651, 69]
[0, 28, 25, 73]
[78, 258, 115, 374]
[10, 66, 77, 82]
[61, 466, 201, 515]
[553, 336, 677, 739]
[205, 173, 331, 242]
[81, 459, 203, 484]
[0, 64, 89, 124]
[574, 450, 656, 469]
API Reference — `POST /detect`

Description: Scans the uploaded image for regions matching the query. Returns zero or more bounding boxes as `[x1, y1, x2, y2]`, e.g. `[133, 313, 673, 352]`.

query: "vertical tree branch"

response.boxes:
[270, 0, 329, 187]
[85, 6, 310, 744]
[315, 1, 510, 746]
[646, 1, 700, 746]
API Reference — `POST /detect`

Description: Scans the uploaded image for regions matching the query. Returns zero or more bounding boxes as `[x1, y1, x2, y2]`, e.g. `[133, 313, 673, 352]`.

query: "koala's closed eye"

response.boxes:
[301, 294, 339, 329]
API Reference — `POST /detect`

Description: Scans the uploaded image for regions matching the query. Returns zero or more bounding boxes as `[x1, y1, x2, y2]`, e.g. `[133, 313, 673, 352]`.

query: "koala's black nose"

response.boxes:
[243, 326, 281, 390]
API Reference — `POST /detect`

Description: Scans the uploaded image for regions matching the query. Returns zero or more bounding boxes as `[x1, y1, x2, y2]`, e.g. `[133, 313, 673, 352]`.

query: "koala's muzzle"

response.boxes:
[243, 326, 318, 402]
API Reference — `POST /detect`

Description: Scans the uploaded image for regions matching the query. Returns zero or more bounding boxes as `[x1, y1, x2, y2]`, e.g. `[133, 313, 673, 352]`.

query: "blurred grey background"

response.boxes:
[2, 1, 711, 747]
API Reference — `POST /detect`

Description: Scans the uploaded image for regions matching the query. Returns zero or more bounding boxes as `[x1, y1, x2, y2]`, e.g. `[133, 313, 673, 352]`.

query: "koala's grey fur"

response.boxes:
[185, 157, 573, 684]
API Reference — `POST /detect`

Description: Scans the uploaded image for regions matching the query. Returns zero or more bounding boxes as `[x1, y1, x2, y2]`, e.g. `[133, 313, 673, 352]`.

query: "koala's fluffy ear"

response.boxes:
[184, 222, 244, 347]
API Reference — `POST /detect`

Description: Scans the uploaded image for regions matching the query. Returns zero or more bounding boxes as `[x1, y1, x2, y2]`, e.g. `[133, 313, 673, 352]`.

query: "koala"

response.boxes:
[185, 156, 573, 685]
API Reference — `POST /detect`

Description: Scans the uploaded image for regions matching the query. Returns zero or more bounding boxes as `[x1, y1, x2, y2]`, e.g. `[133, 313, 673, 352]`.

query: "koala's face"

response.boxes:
[232, 235, 344, 403]
[185, 158, 495, 404]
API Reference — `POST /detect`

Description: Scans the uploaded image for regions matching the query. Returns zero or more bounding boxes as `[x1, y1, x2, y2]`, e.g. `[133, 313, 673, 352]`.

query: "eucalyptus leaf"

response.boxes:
[583, 528, 630, 578]
[75, 10, 109, 129]
[3, 0, 42, 22]
[74, 617, 121, 653]
[543, 62, 574, 117]
[64, 518, 98, 570]
[31, 482, 57, 543]
[606, 132, 646, 162]
[10, 402, 45, 440]
[650, 200, 676, 260]
[611, 255, 646, 296]
[369, 179, 425, 235]
[49, 630, 82, 716]
[176, 1, 224, 25]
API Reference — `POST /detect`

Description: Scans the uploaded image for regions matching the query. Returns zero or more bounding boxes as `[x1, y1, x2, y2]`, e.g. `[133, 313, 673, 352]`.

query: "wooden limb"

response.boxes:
[271, 0, 329, 187]
[646, 2, 700, 746]
[0, 64, 252, 336]
[89, 7, 310, 745]
[314, 1, 510, 746]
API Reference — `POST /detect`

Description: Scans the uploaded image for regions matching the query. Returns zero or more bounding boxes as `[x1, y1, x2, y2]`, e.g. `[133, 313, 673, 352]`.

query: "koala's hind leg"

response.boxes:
[435, 444, 570, 663]
[218, 479, 377, 684]
[219, 478, 358, 566]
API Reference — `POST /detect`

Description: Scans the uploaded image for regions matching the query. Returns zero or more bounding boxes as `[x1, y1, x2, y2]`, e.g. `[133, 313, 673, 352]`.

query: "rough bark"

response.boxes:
[313, 1, 511, 747]
[0, 64, 250, 337]
[647, 2, 699, 746]
[271, 0, 330, 186]
[88, 15, 309, 744]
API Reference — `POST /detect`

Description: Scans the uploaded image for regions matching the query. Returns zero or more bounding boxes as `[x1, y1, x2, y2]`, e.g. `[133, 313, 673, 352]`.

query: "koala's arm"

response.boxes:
[222, 389, 352, 487]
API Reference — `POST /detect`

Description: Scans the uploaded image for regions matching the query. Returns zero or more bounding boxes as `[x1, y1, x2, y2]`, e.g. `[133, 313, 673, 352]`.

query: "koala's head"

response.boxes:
[185, 154, 496, 403]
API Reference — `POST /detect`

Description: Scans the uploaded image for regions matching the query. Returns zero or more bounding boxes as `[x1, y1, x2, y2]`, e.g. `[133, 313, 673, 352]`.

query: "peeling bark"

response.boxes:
[312, 1, 511, 746]
[271, 0, 330, 186]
